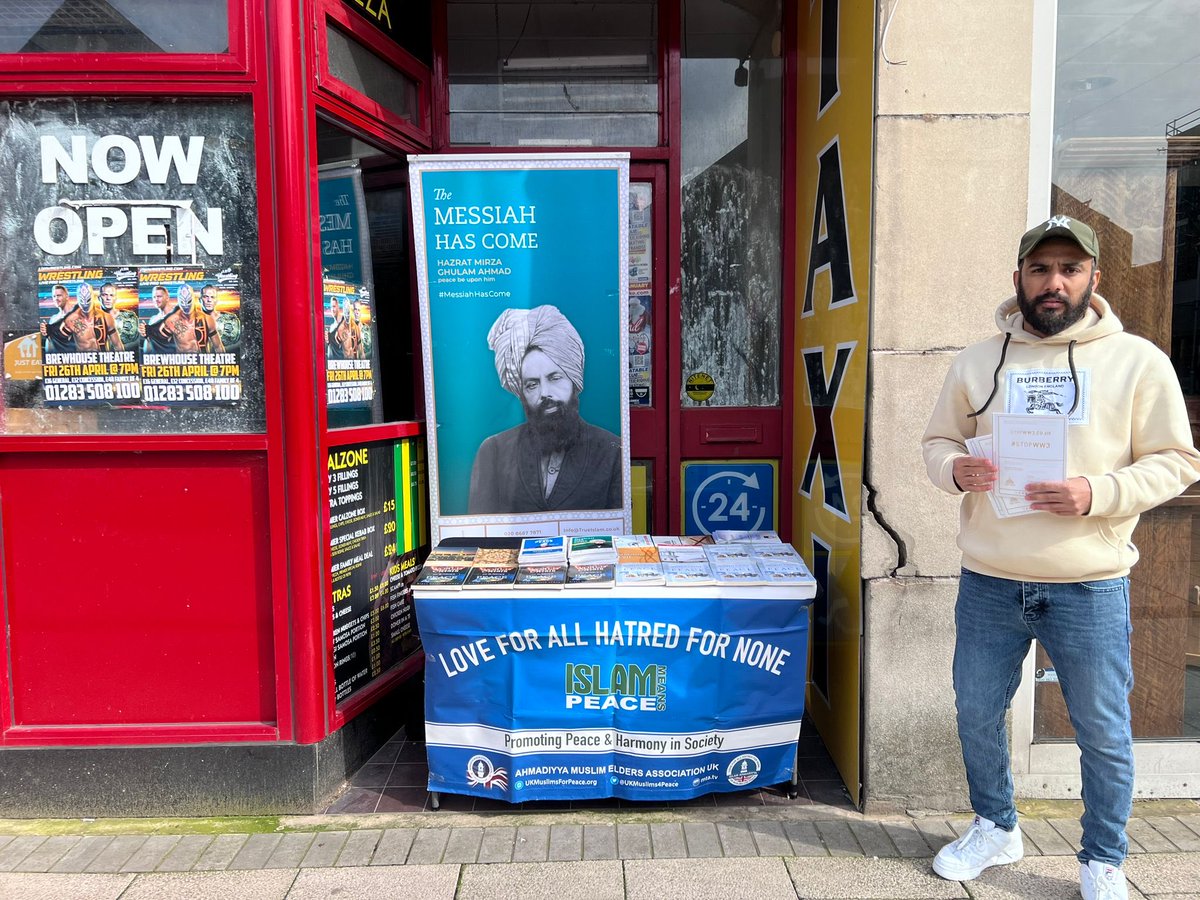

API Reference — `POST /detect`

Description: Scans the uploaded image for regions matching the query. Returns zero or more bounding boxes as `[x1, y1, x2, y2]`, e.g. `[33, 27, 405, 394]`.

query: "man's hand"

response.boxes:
[953, 455, 997, 492]
[1026, 477, 1092, 516]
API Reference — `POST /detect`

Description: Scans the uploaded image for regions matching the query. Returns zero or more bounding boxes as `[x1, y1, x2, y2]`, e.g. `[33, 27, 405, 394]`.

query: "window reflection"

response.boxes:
[1038, 0, 1200, 741]
[0, 0, 230, 54]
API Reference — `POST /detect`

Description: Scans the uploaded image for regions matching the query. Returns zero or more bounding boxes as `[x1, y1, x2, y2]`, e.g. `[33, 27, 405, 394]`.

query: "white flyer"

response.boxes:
[991, 413, 1068, 497]
[965, 434, 1037, 518]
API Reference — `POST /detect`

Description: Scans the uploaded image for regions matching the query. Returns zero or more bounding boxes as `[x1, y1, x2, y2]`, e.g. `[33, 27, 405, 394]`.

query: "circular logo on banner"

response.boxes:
[686, 372, 715, 402]
[726, 754, 762, 787]
[466, 754, 509, 791]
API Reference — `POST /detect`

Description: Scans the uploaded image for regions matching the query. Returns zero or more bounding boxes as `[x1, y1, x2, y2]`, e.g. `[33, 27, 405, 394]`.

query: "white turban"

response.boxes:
[487, 305, 585, 397]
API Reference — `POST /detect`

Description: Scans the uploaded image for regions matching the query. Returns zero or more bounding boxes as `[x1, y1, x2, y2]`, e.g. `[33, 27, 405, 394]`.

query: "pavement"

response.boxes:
[1, 801, 1198, 899]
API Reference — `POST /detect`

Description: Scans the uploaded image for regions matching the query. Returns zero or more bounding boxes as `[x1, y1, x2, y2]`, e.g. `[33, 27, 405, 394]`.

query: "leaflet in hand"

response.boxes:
[965, 434, 1035, 519]
[991, 413, 1067, 497]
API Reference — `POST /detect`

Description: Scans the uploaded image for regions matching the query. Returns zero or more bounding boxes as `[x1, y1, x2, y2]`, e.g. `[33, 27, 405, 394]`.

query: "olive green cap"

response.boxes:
[1018, 215, 1100, 261]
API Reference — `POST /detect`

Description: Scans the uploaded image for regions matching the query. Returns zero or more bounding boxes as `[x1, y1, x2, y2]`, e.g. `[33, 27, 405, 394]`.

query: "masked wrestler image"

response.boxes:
[467, 305, 622, 514]
[41, 282, 102, 352]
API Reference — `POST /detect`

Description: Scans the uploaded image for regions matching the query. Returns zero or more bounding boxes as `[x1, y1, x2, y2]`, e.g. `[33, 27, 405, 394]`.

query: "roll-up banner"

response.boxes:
[409, 154, 632, 544]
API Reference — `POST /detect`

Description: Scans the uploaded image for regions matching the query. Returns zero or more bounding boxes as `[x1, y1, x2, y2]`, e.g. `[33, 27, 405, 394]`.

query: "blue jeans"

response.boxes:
[954, 568, 1134, 866]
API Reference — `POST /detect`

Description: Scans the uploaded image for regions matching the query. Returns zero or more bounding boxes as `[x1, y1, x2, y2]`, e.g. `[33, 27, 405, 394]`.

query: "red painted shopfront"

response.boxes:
[0, 0, 803, 814]
[0, 1, 435, 815]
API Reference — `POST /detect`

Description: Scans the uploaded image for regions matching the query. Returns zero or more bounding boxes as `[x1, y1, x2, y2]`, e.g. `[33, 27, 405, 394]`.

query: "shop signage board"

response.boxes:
[409, 153, 632, 543]
[416, 588, 810, 802]
[327, 437, 425, 702]
[682, 460, 777, 536]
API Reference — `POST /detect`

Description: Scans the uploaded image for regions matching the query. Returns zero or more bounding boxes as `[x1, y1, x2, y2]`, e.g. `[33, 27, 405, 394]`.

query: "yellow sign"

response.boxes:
[791, 0, 874, 804]
[685, 372, 715, 402]
[4, 332, 42, 381]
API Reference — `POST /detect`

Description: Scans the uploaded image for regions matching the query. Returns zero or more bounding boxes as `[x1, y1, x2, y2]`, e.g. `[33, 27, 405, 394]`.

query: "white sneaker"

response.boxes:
[932, 815, 1024, 881]
[1080, 860, 1128, 900]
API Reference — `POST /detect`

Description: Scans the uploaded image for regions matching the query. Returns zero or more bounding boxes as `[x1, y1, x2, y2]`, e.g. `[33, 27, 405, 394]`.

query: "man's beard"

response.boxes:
[1016, 278, 1092, 336]
[524, 393, 583, 453]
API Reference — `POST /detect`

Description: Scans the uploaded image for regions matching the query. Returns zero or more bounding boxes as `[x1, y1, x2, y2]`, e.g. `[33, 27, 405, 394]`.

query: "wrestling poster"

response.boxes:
[323, 278, 377, 409]
[37, 266, 141, 406]
[409, 153, 632, 544]
[138, 266, 243, 406]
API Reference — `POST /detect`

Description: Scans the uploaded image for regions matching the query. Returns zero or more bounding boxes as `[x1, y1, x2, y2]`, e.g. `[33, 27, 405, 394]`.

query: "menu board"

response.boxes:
[328, 437, 426, 702]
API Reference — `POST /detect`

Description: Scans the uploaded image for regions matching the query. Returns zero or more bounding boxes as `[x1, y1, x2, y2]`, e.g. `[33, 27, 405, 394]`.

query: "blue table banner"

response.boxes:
[416, 590, 810, 802]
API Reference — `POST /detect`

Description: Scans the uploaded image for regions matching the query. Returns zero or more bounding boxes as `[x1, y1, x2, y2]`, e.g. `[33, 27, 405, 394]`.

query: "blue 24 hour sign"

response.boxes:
[683, 460, 777, 536]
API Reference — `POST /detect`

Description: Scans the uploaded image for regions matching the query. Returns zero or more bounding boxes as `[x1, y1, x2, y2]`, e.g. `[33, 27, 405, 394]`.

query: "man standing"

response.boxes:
[142, 285, 178, 354]
[468, 305, 622, 514]
[922, 216, 1200, 900]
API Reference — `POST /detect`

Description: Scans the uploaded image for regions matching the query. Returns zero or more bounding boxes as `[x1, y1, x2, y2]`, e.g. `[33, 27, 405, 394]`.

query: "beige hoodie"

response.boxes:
[922, 293, 1200, 581]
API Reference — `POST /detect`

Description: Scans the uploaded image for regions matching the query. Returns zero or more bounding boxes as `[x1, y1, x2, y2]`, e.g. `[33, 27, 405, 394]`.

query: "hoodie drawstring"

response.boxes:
[967, 332, 1082, 419]
[967, 332, 1011, 418]
[1067, 340, 1079, 415]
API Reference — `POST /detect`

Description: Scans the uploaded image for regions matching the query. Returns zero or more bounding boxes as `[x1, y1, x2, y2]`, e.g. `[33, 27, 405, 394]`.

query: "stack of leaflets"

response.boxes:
[565, 562, 616, 588]
[413, 546, 477, 590]
[712, 529, 783, 544]
[653, 534, 713, 547]
[751, 543, 814, 584]
[518, 536, 567, 565]
[568, 535, 618, 565]
[615, 535, 664, 587]
[705, 543, 764, 585]
[657, 542, 714, 586]
[463, 547, 519, 589]
[515, 536, 568, 587]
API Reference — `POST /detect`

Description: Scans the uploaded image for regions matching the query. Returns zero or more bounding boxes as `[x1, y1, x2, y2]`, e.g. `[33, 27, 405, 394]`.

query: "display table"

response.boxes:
[414, 581, 815, 806]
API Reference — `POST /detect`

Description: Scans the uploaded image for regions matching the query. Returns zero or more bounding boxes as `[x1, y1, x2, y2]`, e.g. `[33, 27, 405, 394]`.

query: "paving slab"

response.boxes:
[645, 823, 684, 859]
[120, 870, 297, 899]
[967, 855, 1148, 900]
[478, 826, 516, 863]
[287, 864, 459, 899]
[264, 833, 315, 869]
[50, 835, 113, 873]
[371, 828, 417, 865]
[626, 857, 797, 900]
[784, 856, 969, 899]
[0, 872, 134, 899]
[406, 826, 450, 864]
[617, 823, 651, 859]
[582, 824, 617, 860]
[814, 820, 861, 857]
[716, 821, 758, 857]
[1020, 818, 1074, 856]
[1046, 817, 1083, 853]
[782, 820, 826, 856]
[0, 836, 46, 872]
[228, 833, 283, 870]
[547, 824, 581, 861]
[86, 834, 148, 872]
[192, 833, 248, 871]
[911, 819, 956, 855]
[298, 831, 348, 868]
[11, 835, 80, 872]
[155, 834, 212, 872]
[1123, 851, 1200, 895]
[335, 829, 381, 867]
[681, 821, 721, 858]
[850, 821, 898, 858]
[458, 860, 624, 900]
[747, 821, 791, 857]
[1141, 817, 1200, 853]
[513, 825, 550, 862]
[154, 835, 213, 868]
[1126, 817, 1178, 854]
[882, 822, 933, 858]
[121, 835, 181, 872]
[443, 826, 484, 863]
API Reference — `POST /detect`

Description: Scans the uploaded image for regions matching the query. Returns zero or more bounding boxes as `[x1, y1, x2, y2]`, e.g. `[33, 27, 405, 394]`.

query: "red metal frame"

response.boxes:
[0, 1, 302, 748]
[314, 0, 432, 148]
[0, 0, 251, 80]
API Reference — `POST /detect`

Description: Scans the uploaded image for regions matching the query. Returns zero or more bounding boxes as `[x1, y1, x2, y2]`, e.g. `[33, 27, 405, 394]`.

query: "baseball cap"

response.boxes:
[1018, 215, 1100, 261]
